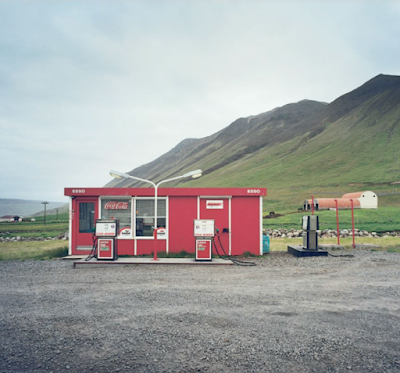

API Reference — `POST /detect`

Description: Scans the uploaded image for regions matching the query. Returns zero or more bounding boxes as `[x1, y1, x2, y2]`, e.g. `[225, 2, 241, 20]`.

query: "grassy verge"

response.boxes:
[0, 241, 68, 261]
[268, 236, 400, 252]
[156, 250, 195, 258]
[0, 221, 69, 239]
[0, 231, 66, 239]
[264, 206, 400, 232]
[0, 221, 69, 232]
[1, 237, 398, 260]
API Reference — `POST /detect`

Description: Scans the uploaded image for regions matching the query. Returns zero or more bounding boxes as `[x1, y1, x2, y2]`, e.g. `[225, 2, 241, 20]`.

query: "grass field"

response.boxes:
[264, 206, 400, 232]
[32, 211, 69, 222]
[0, 219, 69, 237]
[0, 215, 69, 259]
[0, 241, 68, 261]
[0, 236, 398, 260]
[267, 236, 400, 252]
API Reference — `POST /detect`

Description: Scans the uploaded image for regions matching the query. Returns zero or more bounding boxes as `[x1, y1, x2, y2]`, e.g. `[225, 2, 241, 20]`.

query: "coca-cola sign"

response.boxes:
[104, 201, 129, 210]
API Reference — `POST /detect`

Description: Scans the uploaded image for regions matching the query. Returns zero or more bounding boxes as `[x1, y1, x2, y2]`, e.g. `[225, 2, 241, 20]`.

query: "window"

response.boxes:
[100, 198, 132, 237]
[136, 199, 166, 237]
[79, 202, 95, 233]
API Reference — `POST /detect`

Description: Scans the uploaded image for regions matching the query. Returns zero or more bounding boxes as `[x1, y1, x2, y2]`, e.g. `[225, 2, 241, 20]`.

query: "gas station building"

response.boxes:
[64, 187, 266, 257]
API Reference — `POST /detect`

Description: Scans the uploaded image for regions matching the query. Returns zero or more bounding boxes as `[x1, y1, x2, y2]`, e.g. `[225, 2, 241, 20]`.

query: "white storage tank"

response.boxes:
[342, 191, 378, 209]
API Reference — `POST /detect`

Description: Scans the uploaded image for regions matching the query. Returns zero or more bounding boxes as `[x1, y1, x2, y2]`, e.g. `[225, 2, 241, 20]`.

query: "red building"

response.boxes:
[64, 187, 267, 257]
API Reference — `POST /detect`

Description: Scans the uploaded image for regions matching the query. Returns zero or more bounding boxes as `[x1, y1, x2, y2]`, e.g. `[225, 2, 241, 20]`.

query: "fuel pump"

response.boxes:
[95, 219, 118, 260]
[194, 219, 215, 261]
[302, 215, 319, 250]
[287, 215, 328, 257]
[193, 220, 256, 266]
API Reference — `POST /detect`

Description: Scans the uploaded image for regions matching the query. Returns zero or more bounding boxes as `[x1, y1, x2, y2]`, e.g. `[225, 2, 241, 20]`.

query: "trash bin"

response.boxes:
[263, 235, 270, 254]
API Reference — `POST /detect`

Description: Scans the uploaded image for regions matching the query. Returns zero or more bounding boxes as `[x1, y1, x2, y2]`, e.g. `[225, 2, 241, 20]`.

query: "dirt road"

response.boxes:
[1, 250, 399, 372]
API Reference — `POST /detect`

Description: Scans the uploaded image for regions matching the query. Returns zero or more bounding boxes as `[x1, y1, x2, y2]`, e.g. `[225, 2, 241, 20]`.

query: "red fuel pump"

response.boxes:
[95, 219, 118, 260]
[194, 219, 215, 261]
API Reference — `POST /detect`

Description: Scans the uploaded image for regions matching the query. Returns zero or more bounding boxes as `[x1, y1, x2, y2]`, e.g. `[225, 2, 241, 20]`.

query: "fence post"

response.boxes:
[311, 195, 314, 215]
[350, 199, 355, 249]
[335, 199, 340, 245]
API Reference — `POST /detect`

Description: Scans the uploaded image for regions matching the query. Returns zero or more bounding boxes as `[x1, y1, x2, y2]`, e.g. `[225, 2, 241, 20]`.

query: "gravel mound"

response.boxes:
[1, 250, 400, 372]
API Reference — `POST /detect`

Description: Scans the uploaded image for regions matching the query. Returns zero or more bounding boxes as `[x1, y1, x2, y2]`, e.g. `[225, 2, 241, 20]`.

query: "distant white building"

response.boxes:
[304, 191, 378, 210]
[341, 191, 378, 209]
[0, 215, 23, 222]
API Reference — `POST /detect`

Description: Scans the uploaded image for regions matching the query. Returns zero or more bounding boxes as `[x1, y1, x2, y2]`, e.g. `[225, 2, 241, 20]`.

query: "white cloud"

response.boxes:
[0, 0, 399, 201]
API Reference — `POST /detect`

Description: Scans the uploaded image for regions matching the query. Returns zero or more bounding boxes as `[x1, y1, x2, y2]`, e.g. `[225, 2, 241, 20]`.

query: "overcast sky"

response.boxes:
[1, 0, 399, 203]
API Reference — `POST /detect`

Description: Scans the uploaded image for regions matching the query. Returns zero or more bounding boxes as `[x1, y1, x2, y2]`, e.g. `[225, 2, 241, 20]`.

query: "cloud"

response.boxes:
[0, 0, 399, 201]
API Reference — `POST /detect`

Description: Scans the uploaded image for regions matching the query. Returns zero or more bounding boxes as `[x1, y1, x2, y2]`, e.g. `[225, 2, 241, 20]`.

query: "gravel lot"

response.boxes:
[1, 250, 400, 373]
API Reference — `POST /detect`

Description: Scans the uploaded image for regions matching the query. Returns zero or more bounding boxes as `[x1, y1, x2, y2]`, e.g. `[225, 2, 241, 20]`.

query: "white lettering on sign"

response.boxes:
[104, 201, 129, 210]
[72, 189, 86, 194]
[247, 189, 261, 194]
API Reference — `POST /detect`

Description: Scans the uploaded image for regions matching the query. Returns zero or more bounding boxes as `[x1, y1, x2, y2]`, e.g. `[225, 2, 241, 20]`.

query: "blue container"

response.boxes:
[262, 235, 270, 254]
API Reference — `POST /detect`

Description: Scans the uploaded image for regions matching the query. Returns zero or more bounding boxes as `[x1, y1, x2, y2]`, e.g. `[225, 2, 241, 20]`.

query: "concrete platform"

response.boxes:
[73, 257, 234, 268]
[287, 245, 328, 257]
[62, 255, 87, 260]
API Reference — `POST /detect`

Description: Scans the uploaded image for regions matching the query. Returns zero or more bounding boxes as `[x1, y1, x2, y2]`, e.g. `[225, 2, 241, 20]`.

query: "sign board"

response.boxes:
[194, 219, 215, 237]
[97, 238, 115, 260]
[195, 239, 212, 261]
[206, 200, 224, 209]
[156, 227, 167, 239]
[96, 219, 118, 237]
[119, 227, 131, 237]
[104, 201, 129, 210]
[302, 216, 308, 230]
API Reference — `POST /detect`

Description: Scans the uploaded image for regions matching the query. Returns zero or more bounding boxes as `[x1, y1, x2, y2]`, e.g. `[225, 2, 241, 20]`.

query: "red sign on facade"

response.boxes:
[206, 200, 223, 209]
[104, 201, 129, 210]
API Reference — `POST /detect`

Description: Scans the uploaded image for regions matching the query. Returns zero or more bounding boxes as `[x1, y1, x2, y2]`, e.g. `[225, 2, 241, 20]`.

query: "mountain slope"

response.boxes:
[106, 99, 328, 187]
[107, 74, 400, 210]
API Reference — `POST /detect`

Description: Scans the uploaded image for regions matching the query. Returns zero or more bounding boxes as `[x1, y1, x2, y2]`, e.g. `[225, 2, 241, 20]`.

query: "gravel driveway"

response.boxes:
[1, 250, 400, 373]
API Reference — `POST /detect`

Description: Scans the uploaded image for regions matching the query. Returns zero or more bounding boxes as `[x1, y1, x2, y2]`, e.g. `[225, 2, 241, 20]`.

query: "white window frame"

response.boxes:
[134, 197, 168, 240]
[99, 196, 134, 239]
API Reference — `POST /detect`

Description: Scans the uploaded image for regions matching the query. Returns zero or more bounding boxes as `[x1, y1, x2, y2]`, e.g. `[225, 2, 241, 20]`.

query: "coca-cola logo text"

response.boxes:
[104, 201, 129, 210]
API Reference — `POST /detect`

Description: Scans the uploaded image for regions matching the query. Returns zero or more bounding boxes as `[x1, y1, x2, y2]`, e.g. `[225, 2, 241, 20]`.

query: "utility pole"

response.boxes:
[41, 202, 49, 225]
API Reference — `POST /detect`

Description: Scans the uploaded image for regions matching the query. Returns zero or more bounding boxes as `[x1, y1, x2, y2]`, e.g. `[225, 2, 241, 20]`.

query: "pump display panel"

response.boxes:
[194, 219, 215, 237]
[95, 219, 118, 237]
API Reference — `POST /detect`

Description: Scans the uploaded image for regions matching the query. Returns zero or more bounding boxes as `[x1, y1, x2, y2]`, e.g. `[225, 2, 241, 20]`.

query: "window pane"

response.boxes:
[136, 217, 154, 237]
[157, 217, 166, 229]
[136, 199, 166, 237]
[100, 199, 132, 236]
[79, 202, 95, 233]
[136, 200, 154, 216]
[157, 203, 166, 217]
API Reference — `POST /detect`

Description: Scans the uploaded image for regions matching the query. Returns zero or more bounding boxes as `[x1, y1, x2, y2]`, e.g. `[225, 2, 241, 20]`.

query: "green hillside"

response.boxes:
[107, 74, 400, 215]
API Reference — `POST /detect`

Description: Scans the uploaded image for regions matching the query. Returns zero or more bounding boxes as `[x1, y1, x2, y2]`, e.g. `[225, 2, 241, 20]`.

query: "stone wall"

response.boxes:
[0, 232, 69, 242]
[263, 228, 400, 238]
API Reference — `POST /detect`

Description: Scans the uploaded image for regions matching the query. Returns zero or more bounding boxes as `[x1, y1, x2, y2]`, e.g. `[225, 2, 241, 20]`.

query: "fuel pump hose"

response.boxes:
[213, 228, 256, 266]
